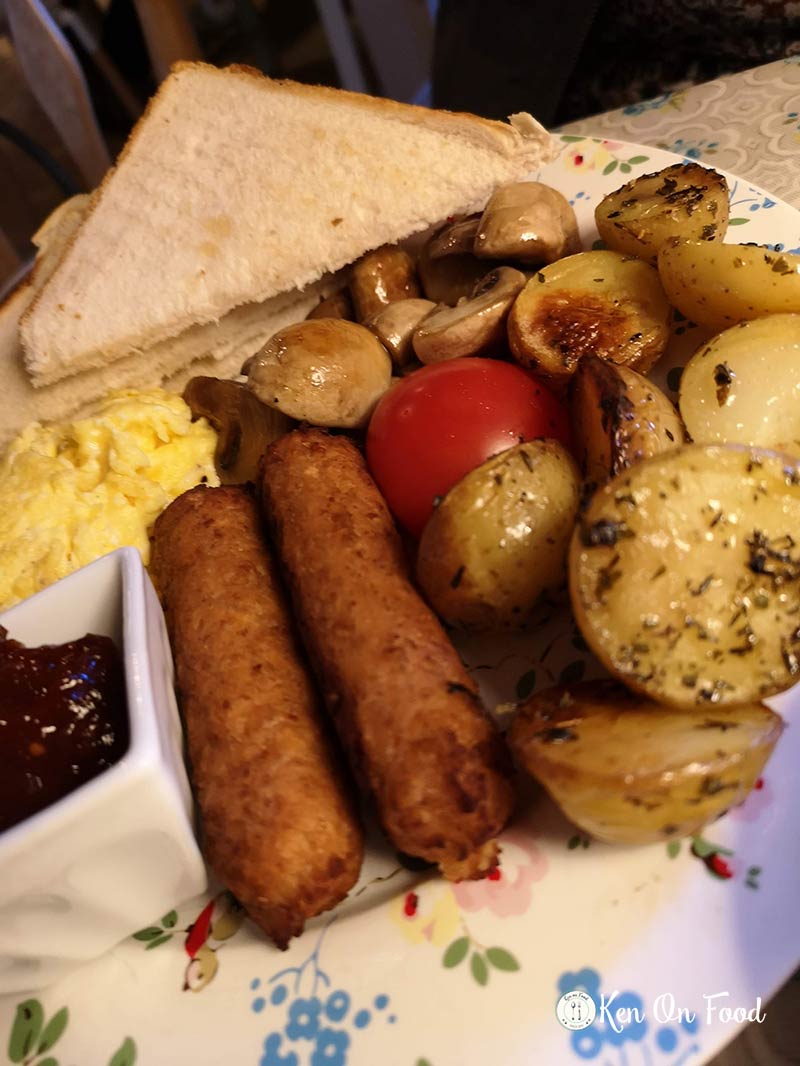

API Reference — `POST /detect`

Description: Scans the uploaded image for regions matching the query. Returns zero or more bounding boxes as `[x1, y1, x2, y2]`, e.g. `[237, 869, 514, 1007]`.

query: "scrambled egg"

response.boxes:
[0, 389, 219, 610]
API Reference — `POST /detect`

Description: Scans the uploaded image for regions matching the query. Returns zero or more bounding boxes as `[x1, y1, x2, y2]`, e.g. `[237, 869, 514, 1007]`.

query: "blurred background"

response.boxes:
[2, 0, 799, 297]
[0, 0, 437, 293]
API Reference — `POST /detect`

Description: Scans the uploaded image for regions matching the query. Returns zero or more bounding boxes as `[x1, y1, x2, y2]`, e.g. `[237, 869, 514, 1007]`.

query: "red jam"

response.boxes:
[0, 627, 128, 832]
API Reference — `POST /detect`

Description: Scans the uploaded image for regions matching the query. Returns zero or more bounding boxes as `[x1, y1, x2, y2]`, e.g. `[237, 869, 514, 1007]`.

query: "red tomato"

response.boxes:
[366, 358, 572, 537]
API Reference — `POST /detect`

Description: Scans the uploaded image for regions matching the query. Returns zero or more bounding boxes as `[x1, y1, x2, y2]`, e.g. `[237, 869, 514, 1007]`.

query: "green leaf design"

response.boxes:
[470, 951, 489, 986]
[38, 1008, 69, 1055]
[559, 660, 586, 685]
[8, 999, 44, 1063]
[415, 1060, 433, 1066]
[602, 160, 618, 175]
[620, 163, 632, 173]
[132, 926, 163, 942]
[161, 910, 178, 929]
[515, 669, 537, 700]
[38, 1058, 58, 1066]
[567, 835, 581, 850]
[145, 933, 173, 950]
[691, 835, 733, 859]
[108, 1036, 137, 1066]
[628, 155, 649, 164]
[442, 937, 469, 969]
[728, 217, 749, 225]
[667, 840, 681, 859]
[559, 134, 585, 143]
[690, 836, 715, 858]
[486, 947, 520, 972]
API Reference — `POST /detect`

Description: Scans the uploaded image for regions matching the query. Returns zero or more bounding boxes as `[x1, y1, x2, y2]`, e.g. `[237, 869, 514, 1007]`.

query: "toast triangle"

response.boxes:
[21, 62, 558, 387]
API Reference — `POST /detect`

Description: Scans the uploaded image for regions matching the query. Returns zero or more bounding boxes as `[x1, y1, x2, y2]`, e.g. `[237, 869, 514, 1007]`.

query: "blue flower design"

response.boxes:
[557, 967, 602, 1008]
[623, 91, 674, 115]
[604, 991, 647, 1046]
[285, 997, 322, 1041]
[261, 1033, 299, 1066]
[325, 990, 350, 1023]
[311, 1027, 350, 1066]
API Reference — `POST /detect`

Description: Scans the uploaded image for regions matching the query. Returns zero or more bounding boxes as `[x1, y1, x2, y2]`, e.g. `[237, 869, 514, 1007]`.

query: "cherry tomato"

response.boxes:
[366, 357, 572, 537]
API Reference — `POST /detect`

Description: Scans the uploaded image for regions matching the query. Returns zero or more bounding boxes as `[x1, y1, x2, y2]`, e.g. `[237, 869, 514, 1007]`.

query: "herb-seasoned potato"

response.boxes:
[507, 250, 672, 387]
[679, 314, 800, 453]
[595, 162, 729, 265]
[658, 240, 800, 332]
[569, 443, 800, 708]
[508, 680, 783, 844]
[570, 354, 685, 486]
[416, 440, 581, 630]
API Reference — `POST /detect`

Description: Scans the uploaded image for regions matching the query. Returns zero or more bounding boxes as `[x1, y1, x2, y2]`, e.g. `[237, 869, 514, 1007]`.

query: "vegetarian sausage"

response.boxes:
[260, 428, 515, 880]
[150, 485, 363, 948]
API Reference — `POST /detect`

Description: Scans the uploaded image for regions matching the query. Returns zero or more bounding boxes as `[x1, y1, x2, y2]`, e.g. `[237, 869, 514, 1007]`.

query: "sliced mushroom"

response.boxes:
[306, 288, 355, 320]
[427, 215, 481, 259]
[183, 376, 293, 484]
[412, 267, 526, 364]
[475, 182, 581, 264]
[350, 245, 421, 321]
[245, 319, 392, 428]
[363, 298, 437, 369]
[418, 239, 489, 306]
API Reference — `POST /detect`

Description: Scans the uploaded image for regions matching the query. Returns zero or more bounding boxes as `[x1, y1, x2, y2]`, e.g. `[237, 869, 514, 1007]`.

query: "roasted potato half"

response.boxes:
[570, 355, 685, 486]
[595, 162, 729, 265]
[658, 240, 800, 332]
[508, 250, 672, 387]
[416, 440, 581, 630]
[679, 313, 800, 454]
[509, 680, 783, 844]
[570, 443, 800, 709]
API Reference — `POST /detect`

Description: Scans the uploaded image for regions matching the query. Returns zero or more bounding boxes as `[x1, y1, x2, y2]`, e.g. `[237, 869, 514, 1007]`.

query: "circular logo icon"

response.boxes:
[556, 989, 597, 1031]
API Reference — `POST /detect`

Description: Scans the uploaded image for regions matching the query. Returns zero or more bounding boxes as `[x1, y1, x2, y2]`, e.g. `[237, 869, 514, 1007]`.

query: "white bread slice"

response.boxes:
[0, 279, 321, 446]
[21, 62, 558, 386]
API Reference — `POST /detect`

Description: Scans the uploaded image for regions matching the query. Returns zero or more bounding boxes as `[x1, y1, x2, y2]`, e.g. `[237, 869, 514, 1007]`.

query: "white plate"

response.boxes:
[2, 136, 799, 1066]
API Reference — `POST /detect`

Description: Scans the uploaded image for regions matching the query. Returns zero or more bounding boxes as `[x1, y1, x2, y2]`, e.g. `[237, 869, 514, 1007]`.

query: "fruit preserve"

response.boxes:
[0, 628, 128, 832]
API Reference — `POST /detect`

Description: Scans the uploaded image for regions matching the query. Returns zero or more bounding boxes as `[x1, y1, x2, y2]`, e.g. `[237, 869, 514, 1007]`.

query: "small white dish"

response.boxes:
[0, 547, 207, 994]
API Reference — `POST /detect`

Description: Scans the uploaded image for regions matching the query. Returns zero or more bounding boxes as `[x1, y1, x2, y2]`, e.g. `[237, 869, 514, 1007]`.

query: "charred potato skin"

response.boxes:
[569, 443, 800, 709]
[595, 162, 729, 265]
[570, 355, 685, 486]
[507, 250, 672, 387]
[416, 440, 581, 631]
[509, 680, 783, 844]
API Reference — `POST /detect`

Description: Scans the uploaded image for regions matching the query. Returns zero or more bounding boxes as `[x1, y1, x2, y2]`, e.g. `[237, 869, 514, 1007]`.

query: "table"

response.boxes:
[563, 55, 800, 1066]
[559, 56, 800, 210]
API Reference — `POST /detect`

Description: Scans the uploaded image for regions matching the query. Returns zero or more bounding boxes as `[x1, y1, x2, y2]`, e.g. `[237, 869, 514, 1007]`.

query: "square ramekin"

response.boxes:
[0, 547, 207, 993]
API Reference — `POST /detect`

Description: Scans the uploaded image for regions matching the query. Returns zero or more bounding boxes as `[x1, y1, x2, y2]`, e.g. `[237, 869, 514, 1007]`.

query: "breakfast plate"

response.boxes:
[2, 135, 800, 1066]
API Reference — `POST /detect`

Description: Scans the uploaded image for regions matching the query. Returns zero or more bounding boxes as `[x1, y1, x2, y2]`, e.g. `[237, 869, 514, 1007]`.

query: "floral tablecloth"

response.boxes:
[562, 55, 800, 1066]
[559, 56, 800, 212]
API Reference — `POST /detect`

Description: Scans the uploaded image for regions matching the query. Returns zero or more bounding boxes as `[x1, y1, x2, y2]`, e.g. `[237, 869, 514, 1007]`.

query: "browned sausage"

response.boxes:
[260, 428, 515, 880]
[150, 485, 363, 948]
